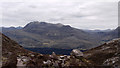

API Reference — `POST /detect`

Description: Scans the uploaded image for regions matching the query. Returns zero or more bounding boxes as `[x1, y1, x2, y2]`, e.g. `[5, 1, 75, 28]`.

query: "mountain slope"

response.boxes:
[1, 33, 32, 68]
[84, 38, 120, 67]
[3, 21, 101, 49]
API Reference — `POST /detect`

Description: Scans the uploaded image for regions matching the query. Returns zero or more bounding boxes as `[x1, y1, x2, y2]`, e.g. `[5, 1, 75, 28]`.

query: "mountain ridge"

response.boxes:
[2, 21, 119, 49]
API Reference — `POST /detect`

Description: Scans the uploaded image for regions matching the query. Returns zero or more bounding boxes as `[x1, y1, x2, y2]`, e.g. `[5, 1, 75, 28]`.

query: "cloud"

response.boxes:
[0, 0, 118, 30]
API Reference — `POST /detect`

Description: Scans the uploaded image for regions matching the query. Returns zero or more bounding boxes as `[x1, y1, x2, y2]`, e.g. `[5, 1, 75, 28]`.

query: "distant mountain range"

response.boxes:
[83, 29, 112, 33]
[2, 26, 23, 30]
[2, 21, 119, 49]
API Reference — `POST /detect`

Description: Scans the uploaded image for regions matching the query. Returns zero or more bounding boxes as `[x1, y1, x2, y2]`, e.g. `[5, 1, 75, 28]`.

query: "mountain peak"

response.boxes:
[24, 21, 71, 30]
[23, 21, 48, 29]
[29, 21, 47, 25]
[55, 23, 64, 27]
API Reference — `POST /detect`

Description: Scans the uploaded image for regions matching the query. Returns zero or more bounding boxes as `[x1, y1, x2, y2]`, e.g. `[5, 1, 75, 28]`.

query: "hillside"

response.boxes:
[2, 21, 101, 49]
[84, 38, 120, 67]
[1, 32, 33, 68]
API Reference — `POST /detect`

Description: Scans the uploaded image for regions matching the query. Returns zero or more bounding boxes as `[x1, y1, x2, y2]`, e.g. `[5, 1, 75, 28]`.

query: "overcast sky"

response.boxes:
[0, 0, 119, 30]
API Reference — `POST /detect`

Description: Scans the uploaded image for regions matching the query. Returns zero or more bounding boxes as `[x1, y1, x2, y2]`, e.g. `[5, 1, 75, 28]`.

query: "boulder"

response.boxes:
[50, 52, 58, 60]
[71, 49, 83, 57]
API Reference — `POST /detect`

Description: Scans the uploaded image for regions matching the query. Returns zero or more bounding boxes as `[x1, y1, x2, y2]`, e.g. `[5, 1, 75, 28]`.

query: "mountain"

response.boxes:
[2, 21, 119, 49]
[2, 26, 23, 30]
[96, 26, 120, 42]
[84, 38, 120, 67]
[2, 21, 101, 49]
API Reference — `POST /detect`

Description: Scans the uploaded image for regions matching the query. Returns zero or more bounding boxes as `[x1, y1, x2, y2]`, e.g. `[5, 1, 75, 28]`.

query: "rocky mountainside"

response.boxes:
[84, 38, 120, 67]
[2, 21, 101, 49]
[1, 32, 33, 68]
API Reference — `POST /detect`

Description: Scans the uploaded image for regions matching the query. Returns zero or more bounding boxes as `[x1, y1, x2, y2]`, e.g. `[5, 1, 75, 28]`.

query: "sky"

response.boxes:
[0, 0, 119, 30]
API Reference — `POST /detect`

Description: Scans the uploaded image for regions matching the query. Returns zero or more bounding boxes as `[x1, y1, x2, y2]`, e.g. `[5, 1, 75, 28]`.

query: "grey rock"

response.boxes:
[71, 49, 83, 57]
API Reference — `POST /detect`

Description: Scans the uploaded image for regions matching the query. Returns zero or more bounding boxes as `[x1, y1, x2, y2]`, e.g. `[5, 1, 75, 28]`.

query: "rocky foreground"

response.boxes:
[1, 33, 120, 68]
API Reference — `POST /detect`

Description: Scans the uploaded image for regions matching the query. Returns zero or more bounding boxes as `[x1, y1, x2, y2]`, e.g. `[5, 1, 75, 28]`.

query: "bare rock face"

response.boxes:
[71, 49, 83, 57]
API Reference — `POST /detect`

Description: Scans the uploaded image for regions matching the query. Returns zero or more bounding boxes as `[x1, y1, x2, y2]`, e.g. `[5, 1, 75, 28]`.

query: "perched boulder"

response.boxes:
[71, 49, 83, 57]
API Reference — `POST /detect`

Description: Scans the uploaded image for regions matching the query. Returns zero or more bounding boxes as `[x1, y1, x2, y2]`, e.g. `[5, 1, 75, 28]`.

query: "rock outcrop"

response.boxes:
[71, 49, 83, 57]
